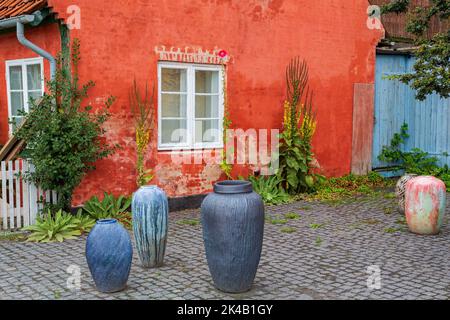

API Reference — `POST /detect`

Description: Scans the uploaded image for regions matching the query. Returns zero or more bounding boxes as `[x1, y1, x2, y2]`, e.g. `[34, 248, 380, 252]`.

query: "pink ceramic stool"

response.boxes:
[405, 176, 446, 235]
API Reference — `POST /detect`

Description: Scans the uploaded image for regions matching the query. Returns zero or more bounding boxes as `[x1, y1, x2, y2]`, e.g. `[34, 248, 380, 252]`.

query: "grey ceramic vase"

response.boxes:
[201, 180, 265, 293]
[132, 186, 169, 268]
[395, 174, 418, 214]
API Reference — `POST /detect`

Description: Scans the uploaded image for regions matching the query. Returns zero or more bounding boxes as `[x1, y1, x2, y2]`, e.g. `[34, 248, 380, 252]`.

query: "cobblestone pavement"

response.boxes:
[1, 192, 450, 300]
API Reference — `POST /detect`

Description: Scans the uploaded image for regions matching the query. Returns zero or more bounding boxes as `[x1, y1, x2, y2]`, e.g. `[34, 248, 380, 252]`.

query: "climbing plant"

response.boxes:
[220, 65, 233, 179]
[130, 79, 155, 187]
[378, 122, 450, 188]
[382, 0, 450, 100]
[15, 39, 117, 211]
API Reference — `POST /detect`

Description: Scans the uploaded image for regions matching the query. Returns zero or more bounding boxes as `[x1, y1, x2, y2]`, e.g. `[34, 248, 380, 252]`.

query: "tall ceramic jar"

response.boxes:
[86, 219, 133, 293]
[201, 181, 265, 293]
[395, 174, 417, 214]
[132, 186, 169, 268]
[405, 176, 446, 235]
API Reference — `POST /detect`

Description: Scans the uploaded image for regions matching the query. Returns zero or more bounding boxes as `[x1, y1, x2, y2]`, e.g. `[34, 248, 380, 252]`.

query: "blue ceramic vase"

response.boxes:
[86, 219, 132, 293]
[132, 186, 169, 268]
[201, 181, 265, 293]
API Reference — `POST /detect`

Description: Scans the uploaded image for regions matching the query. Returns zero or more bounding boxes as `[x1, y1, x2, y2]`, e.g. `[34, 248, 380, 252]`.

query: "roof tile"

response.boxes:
[0, 0, 46, 20]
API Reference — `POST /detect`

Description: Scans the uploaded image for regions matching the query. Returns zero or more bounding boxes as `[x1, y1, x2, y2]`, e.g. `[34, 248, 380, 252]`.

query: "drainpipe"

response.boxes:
[0, 12, 56, 79]
[16, 21, 56, 79]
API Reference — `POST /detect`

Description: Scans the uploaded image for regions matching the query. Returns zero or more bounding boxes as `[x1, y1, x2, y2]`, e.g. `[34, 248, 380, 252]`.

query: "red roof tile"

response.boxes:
[0, 0, 46, 20]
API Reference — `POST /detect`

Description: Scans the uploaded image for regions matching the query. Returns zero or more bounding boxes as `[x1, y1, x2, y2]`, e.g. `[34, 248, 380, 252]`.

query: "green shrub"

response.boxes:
[247, 175, 291, 205]
[22, 210, 81, 243]
[83, 192, 131, 221]
[303, 172, 392, 204]
[73, 210, 96, 233]
[277, 57, 319, 194]
[14, 39, 117, 211]
[379, 123, 450, 188]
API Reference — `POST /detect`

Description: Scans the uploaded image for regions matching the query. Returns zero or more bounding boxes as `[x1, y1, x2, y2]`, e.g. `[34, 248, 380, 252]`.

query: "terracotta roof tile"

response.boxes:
[0, 0, 46, 20]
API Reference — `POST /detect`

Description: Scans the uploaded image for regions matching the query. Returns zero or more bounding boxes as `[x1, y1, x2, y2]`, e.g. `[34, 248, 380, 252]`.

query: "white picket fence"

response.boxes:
[0, 159, 58, 231]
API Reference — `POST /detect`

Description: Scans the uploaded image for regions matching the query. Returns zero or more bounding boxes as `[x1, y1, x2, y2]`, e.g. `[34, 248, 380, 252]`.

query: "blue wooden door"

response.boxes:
[373, 54, 450, 175]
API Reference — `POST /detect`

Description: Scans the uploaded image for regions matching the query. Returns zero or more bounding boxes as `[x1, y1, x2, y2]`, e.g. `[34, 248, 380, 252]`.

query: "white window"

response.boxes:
[158, 62, 224, 150]
[6, 57, 44, 131]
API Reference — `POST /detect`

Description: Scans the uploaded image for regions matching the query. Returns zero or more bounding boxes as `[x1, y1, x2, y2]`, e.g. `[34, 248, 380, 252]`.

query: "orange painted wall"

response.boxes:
[1, 0, 383, 205]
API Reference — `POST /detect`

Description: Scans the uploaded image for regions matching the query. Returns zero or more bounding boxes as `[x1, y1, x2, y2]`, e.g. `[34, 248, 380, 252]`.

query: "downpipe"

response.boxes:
[16, 21, 56, 79]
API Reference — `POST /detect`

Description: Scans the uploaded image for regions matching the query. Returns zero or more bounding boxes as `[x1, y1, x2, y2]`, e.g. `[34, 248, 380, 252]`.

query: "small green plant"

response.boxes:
[247, 175, 291, 205]
[361, 219, 381, 225]
[379, 123, 450, 189]
[22, 210, 81, 243]
[177, 219, 200, 226]
[116, 212, 132, 230]
[280, 227, 297, 234]
[83, 192, 131, 220]
[0, 231, 26, 242]
[267, 214, 288, 225]
[285, 212, 300, 220]
[309, 223, 324, 229]
[315, 236, 323, 246]
[73, 209, 96, 233]
[53, 291, 61, 300]
[383, 207, 393, 215]
[383, 192, 396, 199]
[396, 216, 407, 226]
[384, 227, 401, 234]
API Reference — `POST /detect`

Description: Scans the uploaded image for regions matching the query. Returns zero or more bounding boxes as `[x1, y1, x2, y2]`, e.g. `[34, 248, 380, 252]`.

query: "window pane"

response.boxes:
[11, 116, 25, 130]
[195, 95, 219, 118]
[9, 66, 23, 90]
[10, 92, 24, 116]
[161, 68, 187, 92]
[161, 93, 187, 118]
[196, 70, 219, 94]
[28, 91, 42, 107]
[27, 64, 42, 90]
[161, 119, 187, 144]
[195, 119, 220, 143]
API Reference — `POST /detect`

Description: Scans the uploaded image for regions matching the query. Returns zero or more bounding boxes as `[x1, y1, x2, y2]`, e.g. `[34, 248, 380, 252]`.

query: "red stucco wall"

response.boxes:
[0, 22, 60, 143]
[1, 0, 383, 205]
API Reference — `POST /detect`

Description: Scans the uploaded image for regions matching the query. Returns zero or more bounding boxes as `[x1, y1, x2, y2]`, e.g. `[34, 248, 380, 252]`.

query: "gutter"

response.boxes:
[0, 11, 56, 79]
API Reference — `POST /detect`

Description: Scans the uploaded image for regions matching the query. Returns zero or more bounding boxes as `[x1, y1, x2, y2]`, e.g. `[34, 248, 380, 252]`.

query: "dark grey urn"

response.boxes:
[201, 180, 265, 293]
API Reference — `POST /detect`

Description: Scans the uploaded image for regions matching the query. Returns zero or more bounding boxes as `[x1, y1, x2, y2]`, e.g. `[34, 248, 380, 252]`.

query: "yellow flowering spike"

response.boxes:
[283, 101, 293, 137]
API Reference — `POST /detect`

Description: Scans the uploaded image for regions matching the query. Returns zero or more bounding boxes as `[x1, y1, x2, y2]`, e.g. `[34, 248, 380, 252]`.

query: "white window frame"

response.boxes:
[5, 57, 45, 134]
[157, 62, 224, 150]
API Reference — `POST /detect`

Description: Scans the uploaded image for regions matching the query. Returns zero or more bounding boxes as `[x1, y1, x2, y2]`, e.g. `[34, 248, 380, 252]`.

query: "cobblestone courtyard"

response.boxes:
[1, 192, 450, 300]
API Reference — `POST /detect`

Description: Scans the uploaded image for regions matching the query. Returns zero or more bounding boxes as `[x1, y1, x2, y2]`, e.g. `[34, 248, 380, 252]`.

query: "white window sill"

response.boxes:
[157, 145, 224, 153]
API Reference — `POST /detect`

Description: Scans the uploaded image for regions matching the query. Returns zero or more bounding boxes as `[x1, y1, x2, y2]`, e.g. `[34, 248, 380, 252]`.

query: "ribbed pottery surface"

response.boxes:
[201, 189, 264, 293]
[86, 220, 132, 293]
[132, 186, 169, 268]
[405, 176, 447, 235]
[396, 174, 417, 214]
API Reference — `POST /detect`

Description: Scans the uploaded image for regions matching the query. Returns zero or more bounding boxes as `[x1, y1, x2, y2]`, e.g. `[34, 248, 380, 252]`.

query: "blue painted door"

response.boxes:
[373, 54, 450, 175]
